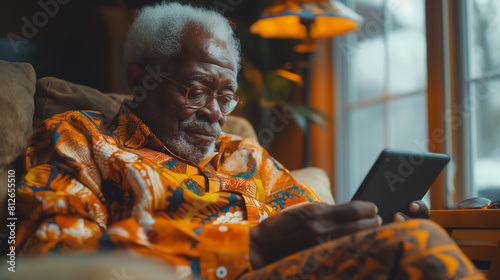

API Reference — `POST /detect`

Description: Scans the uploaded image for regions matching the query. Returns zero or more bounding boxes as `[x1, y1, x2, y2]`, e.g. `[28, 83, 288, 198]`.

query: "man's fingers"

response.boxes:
[394, 200, 430, 223]
[393, 212, 408, 223]
[325, 201, 378, 223]
[325, 215, 381, 238]
[408, 200, 430, 219]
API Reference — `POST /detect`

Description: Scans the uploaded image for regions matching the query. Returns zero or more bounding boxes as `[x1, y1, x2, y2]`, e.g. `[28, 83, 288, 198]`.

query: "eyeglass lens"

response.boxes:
[186, 85, 239, 114]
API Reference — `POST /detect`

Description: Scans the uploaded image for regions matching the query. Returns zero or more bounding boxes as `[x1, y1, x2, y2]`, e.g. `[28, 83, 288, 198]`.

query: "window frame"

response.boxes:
[444, 0, 477, 206]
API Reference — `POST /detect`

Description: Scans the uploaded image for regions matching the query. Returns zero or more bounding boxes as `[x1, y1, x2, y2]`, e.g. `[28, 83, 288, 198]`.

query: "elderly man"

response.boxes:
[16, 2, 483, 280]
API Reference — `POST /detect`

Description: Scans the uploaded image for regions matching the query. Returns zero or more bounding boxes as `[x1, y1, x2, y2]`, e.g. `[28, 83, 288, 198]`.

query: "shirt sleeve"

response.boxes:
[17, 166, 251, 278]
[16, 112, 252, 279]
[16, 163, 108, 253]
[249, 138, 323, 212]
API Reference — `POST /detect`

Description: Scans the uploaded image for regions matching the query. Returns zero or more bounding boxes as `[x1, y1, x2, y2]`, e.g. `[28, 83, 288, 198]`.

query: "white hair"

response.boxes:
[124, 2, 241, 71]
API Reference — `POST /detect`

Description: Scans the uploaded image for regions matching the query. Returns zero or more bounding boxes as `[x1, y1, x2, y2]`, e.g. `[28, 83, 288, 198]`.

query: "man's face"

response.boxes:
[132, 25, 237, 163]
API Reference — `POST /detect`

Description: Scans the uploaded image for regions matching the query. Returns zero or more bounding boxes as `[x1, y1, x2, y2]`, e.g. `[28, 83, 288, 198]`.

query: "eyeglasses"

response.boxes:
[160, 75, 240, 115]
[456, 197, 500, 209]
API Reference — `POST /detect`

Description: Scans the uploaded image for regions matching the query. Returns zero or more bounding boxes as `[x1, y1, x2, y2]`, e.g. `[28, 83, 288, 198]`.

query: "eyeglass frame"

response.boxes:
[456, 196, 500, 209]
[159, 74, 240, 115]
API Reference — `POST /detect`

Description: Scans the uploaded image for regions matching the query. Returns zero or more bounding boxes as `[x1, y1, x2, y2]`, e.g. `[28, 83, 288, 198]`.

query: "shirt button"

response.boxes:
[216, 266, 228, 279]
[218, 225, 228, 232]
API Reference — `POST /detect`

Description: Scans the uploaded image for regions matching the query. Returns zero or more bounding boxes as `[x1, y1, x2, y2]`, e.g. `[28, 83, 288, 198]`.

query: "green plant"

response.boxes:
[236, 57, 333, 133]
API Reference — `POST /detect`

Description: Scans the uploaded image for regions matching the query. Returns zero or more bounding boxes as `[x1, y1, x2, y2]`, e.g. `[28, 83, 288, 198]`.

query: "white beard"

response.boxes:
[163, 115, 221, 163]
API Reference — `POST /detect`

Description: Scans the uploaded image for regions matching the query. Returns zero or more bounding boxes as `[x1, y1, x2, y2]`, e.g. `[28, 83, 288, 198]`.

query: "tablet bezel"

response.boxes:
[351, 149, 450, 224]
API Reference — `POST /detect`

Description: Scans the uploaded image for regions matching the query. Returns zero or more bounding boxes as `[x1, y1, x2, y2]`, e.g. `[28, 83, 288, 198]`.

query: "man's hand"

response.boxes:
[393, 200, 430, 222]
[249, 201, 382, 269]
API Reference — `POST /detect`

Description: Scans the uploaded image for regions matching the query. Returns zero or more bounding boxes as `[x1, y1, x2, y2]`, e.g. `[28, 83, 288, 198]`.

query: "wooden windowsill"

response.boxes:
[431, 209, 500, 228]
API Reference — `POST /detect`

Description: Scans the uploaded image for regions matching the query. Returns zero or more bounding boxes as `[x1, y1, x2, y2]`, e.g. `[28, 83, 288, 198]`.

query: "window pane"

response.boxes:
[472, 78, 500, 200]
[468, 0, 500, 78]
[350, 0, 427, 103]
[388, 93, 428, 151]
[387, 31, 427, 95]
[351, 2, 386, 103]
[387, 0, 427, 95]
[348, 104, 385, 198]
[355, 1, 384, 42]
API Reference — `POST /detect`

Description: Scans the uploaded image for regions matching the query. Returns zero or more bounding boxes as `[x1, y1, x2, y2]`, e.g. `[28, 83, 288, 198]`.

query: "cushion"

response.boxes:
[0, 61, 36, 168]
[33, 77, 129, 130]
[222, 115, 257, 141]
[291, 167, 334, 204]
[0, 60, 36, 222]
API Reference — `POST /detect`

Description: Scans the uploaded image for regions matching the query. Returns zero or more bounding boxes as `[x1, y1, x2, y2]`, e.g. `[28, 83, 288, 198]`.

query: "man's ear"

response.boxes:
[126, 63, 146, 91]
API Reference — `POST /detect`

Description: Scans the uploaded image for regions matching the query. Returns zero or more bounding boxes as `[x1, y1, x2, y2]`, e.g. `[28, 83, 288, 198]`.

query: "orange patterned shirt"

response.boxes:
[16, 104, 322, 279]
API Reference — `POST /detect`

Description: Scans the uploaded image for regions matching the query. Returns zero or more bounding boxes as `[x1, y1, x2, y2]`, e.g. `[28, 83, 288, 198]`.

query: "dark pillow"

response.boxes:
[33, 77, 130, 130]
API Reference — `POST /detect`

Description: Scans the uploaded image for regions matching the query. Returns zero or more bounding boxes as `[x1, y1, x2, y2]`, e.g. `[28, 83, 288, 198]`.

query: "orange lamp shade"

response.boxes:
[250, 0, 363, 39]
[251, 15, 308, 39]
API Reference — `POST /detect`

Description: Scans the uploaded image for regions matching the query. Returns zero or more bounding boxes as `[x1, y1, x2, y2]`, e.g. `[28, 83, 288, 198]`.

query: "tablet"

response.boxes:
[351, 149, 450, 224]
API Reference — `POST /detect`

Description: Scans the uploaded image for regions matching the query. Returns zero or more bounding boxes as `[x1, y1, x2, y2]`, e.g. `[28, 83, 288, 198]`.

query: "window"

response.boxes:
[466, 0, 500, 200]
[334, 0, 500, 207]
[334, 0, 428, 203]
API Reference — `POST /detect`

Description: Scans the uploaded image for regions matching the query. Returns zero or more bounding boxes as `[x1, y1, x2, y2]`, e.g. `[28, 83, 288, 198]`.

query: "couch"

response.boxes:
[0, 60, 334, 241]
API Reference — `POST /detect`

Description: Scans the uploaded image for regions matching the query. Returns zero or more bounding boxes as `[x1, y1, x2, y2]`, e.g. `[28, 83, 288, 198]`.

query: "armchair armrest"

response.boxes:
[291, 167, 334, 204]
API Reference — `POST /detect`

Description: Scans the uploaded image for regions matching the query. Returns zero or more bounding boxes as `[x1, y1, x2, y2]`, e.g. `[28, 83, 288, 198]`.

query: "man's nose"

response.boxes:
[197, 98, 224, 123]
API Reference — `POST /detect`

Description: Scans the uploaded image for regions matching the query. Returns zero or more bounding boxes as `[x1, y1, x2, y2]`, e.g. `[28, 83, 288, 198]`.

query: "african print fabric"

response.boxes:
[16, 104, 321, 279]
[241, 219, 486, 280]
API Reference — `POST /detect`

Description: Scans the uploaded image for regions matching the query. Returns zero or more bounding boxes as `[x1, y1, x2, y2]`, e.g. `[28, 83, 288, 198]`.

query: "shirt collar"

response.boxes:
[112, 102, 164, 150]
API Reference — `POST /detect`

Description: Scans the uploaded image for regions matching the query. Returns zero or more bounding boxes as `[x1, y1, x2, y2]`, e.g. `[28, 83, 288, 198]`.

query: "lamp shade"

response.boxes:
[250, 0, 363, 39]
